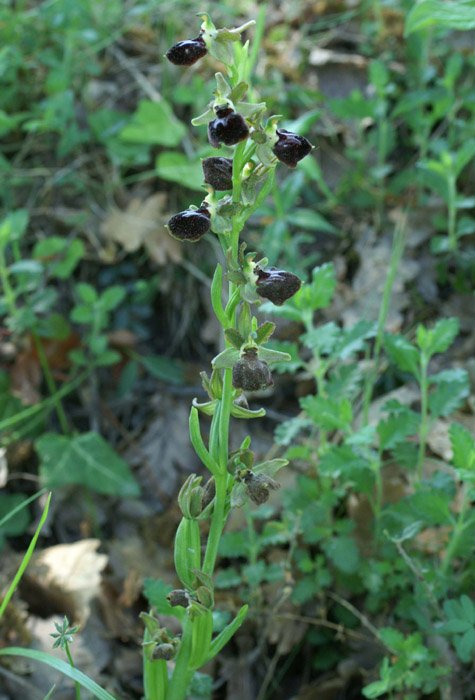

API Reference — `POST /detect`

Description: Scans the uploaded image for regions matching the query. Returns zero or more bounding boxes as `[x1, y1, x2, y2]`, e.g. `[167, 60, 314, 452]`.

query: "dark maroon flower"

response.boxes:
[232, 348, 273, 392]
[167, 207, 211, 242]
[255, 267, 302, 305]
[165, 36, 207, 66]
[243, 473, 280, 505]
[208, 107, 249, 149]
[202, 157, 233, 190]
[272, 129, 312, 168]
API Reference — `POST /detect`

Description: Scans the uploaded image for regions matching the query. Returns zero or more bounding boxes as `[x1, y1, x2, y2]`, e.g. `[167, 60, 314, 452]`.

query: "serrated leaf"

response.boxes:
[37, 432, 140, 497]
[416, 318, 459, 357]
[326, 364, 363, 400]
[323, 536, 359, 574]
[143, 578, 175, 615]
[335, 320, 377, 360]
[383, 334, 420, 377]
[218, 530, 250, 558]
[449, 423, 475, 471]
[295, 262, 336, 312]
[224, 328, 245, 350]
[255, 321, 275, 346]
[300, 395, 352, 431]
[274, 416, 312, 446]
[377, 408, 419, 450]
[428, 372, 469, 418]
[301, 322, 341, 355]
[408, 490, 453, 526]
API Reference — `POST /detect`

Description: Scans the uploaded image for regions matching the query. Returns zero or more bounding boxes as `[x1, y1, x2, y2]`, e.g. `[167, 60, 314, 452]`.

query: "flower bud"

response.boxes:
[166, 207, 211, 242]
[272, 129, 312, 168]
[165, 36, 207, 66]
[202, 157, 233, 190]
[232, 348, 273, 392]
[178, 474, 204, 519]
[201, 477, 216, 510]
[243, 472, 280, 505]
[255, 267, 302, 306]
[167, 589, 190, 607]
[152, 643, 175, 661]
[208, 107, 249, 148]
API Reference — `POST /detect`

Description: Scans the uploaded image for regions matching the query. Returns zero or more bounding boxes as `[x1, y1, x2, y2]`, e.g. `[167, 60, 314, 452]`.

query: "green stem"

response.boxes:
[447, 171, 457, 252]
[0, 248, 17, 317]
[416, 355, 429, 484]
[363, 214, 406, 424]
[65, 643, 81, 700]
[202, 473, 227, 575]
[167, 617, 194, 700]
[441, 489, 470, 574]
[32, 331, 70, 435]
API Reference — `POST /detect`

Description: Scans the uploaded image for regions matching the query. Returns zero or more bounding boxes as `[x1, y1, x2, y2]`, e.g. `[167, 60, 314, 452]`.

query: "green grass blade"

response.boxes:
[0, 649, 120, 700]
[0, 492, 51, 619]
[0, 487, 47, 529]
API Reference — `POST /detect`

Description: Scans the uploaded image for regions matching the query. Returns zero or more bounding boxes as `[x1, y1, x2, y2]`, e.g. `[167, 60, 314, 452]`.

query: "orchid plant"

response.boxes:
[142, 13, 314, 700]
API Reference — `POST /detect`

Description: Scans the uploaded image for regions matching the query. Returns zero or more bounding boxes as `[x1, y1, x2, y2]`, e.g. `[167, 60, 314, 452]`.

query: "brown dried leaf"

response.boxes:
[101, 193, 181, 265]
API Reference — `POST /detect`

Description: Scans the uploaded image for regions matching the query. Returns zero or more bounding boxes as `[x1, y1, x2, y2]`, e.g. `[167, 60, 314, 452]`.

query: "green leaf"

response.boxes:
[460, 595, 475, 626]
[242, 561, 267, 587]
[449, 423, 475, 471]
[139, 354, 184, 384]
[428, 370, 469, 418]
[383, 334, 420, 377]
[274, 416, 312, 446]
[206, 605, 248, 661]
[71, 304, 93, 324]
[0, 494, 30, 537]
[324, 536, 359, 574]
[326, 365, 363, 400]
[257, 346, 291, 365]
[96, 350, 121, 366]
[36, 432, 140, 497]
[300, 395, 352, 431]
[76, 282, 97, 304]
[408, 490, 453, 526]
[377, 408, 420, 450]
[457, 628, 475, 662]
[0, 209, 29, 247]
[405, 0, 475, 35]
[440, 619, 472, 634]
[291, 208, 337, 233]
[319, 445, 374, 493]
[218, 530, 250, 558]
[212, 347, 240, 370]
[143, 578, 175, 616]
[328, 90, 378, 120]
[215, 567, 242, 589]
[335, 320, 377, 360]
[156, 151, 204, 191]
[0, 649, 119, 700]
[295, 263, 336, 313]
[454, 140, 475, 178]
[120, 99, 185, 146]
[100, 286, 126, 311]
[301, 322, 341, 355]
[416, 318, 459, 357]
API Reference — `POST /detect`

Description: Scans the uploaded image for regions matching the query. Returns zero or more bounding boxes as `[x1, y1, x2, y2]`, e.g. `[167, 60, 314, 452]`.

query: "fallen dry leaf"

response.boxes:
[101, 193, 181, 265]
[25, 539, 107, 625]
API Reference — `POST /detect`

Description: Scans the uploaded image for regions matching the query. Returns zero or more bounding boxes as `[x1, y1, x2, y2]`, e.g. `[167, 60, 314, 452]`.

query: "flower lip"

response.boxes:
[255, 266, 302, 305]
[167, 207, 211, 242]
[165, 36, 207, 66]
[232, 348, 273, 392]
[208, 109, 249, 148]
[272, 129, 312, 168]
[202, 157, 233, 190]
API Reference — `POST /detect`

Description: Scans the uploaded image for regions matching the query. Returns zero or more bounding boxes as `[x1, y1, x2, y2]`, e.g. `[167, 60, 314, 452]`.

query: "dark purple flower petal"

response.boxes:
[272, 129, 312, 168]
[165, 36, 207, 66]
